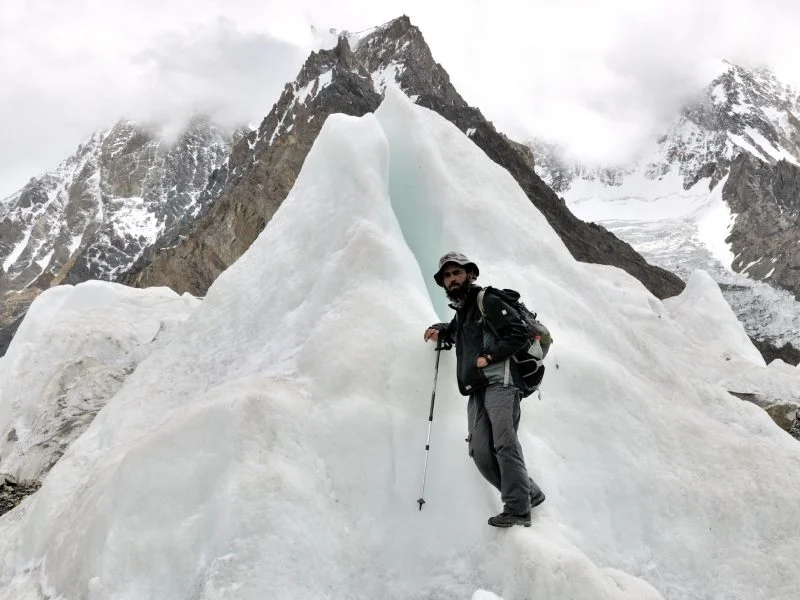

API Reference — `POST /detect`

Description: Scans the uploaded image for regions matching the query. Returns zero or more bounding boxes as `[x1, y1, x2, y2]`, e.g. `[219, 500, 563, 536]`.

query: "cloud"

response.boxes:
[131, 19, 307, 131]
[431, 0, 800, 164]
[0, 1, 310, 198]
[3, 0, 800, 196]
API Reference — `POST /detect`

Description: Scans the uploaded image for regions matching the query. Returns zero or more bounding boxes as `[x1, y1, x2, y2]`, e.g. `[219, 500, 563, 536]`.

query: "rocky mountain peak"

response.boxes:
[124, 15, 682, 304]
[0, 116, 232, 293]
[536, 61, 800, 194]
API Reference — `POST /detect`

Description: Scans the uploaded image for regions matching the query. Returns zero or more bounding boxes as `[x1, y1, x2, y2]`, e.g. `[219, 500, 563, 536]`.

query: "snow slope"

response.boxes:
[0, 89, 799, 600]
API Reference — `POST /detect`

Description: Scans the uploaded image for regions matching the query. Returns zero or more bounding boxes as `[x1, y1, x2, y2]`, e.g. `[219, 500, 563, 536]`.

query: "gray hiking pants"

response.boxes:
[467, 383, 542, 515]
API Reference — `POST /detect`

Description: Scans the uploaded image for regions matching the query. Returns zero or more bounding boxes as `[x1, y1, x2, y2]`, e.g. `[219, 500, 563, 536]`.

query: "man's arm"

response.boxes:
[481, 293, 529, 362]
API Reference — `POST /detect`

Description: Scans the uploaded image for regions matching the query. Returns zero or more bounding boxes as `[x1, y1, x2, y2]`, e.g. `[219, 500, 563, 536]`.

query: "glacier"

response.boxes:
[0, 89, 799, 600]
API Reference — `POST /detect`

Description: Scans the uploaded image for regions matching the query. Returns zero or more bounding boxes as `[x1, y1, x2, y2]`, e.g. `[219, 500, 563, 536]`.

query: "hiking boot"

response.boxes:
[530, 489, 546, 509]
[488, 511, 531, 528]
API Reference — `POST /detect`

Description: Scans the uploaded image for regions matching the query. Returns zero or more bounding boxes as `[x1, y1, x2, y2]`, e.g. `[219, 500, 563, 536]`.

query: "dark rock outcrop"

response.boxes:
[750, 336, 800, 366]
[0, 475, 40, 517]
[724, 154, 800, 300]
[0, 312, 25, 357]
[729, 391, 800, 440]
[123, 16, 683, 300]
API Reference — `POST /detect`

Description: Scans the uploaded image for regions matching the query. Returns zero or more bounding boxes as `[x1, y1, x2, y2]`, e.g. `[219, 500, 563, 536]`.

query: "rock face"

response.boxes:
[729, 391, 800, 440]
[750, 337, 800, 366]
[0, 475, 40, 518]
[123, 16, 682, 300]
[724, 154, 800, 299]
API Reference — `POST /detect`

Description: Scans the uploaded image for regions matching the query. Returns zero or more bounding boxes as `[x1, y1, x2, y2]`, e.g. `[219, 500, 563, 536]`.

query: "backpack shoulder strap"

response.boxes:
[476, 286, 497, 317]
[476, 288, 501, 338]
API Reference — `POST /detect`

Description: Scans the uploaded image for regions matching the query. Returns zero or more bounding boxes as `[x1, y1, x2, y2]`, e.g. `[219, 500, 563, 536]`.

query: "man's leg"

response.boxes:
[467, 389, 502, 491]
[484, 384, 531, 516]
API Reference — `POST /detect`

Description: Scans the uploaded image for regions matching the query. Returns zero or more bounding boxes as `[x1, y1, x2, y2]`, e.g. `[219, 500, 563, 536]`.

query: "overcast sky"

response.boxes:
[3, 0, 800, 198]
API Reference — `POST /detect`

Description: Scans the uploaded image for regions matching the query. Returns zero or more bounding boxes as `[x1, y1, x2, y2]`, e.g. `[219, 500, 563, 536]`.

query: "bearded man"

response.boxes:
[423, 252, 545, 527]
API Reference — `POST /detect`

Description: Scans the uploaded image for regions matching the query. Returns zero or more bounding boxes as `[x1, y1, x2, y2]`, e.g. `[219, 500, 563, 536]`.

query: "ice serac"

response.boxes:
[0, 282, 199, 490]
[123, 15, 682, 301]
[664, 270, 765, 366]
[2, 89, 799, 600]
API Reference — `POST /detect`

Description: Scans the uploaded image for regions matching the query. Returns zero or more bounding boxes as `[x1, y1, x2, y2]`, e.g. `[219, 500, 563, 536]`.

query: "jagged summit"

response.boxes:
[537, 61, 800, 194]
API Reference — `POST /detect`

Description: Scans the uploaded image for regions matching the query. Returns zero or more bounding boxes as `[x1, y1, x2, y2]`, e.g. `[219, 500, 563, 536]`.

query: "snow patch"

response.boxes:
[728, 132, 770, 162]
[35, 250, 53, 272]
[3, 226, 33, 272]
[744, 126, 800, 165]
[67, 234, 83, 255]
[372, 62, 405, 94]
[711, 83, 727, 105]
[695, 174, 735, 269]
[108, 197, 160, 244]
[741, 257, 764, 273]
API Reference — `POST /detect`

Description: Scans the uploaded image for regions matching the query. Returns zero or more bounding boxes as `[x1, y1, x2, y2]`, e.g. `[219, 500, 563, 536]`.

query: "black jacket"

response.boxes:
[432, 285, 530, 396]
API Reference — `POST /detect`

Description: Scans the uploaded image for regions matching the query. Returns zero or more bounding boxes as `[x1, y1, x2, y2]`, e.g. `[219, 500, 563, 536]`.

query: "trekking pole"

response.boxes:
[417, 336, 444, 510]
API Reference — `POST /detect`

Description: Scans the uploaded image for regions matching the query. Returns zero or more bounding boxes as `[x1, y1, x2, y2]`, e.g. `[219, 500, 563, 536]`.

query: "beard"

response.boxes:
[445, 279, 472, 303]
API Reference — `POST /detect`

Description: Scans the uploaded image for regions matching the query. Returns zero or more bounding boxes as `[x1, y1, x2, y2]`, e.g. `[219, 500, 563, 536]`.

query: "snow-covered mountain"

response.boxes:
[535, 61, 800, 353]
[1, 90, 799, 600]
[0, 117, 232, 290]
[539, 61, 800, 194]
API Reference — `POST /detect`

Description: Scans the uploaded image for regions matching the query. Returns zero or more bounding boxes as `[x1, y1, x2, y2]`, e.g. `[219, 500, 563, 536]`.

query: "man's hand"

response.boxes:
[424, 328, 440, 342]
[476, 355, 492, 368]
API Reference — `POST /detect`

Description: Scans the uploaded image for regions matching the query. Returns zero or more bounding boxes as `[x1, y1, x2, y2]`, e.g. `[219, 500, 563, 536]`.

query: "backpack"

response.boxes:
[477, 287, 552, 397]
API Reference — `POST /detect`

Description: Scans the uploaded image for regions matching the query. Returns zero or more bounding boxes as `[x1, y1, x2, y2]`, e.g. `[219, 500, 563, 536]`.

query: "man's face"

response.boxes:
[442, 264, 473, 301]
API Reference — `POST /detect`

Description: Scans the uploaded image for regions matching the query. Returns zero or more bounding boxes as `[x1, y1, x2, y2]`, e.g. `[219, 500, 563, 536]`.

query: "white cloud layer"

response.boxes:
[3, 0, 800, 197]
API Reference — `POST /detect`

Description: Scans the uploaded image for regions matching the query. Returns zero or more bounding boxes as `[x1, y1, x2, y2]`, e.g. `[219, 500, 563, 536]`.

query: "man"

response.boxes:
[424, 252, 545, 527]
